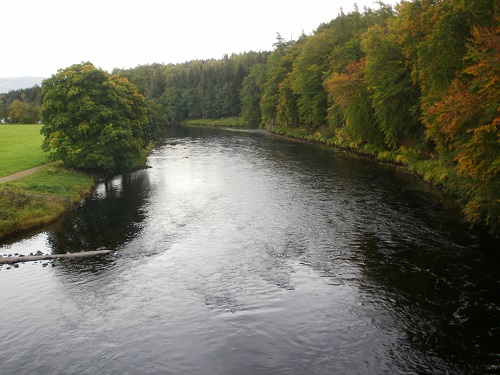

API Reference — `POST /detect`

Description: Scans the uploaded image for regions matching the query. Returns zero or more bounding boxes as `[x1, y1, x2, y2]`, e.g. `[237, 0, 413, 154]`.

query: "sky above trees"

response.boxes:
[2, 0, 399, 78]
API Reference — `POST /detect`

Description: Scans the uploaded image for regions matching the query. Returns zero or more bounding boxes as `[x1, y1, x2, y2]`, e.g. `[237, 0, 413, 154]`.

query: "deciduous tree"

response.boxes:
[361, 23, 422, 149]
[41, 62, 148, 174]
[425, 22, 500, 231]
[326, 59, 381, 146]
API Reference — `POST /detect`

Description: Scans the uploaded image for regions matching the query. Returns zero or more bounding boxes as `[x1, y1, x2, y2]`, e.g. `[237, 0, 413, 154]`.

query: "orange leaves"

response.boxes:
[465, 22, 500, 104]
[456, 117, 500, 180]
[422, 20, 500, 230]
[425, 79, 482, 152]
[425, 20, 500, 157]
[326, 59, 365, 110]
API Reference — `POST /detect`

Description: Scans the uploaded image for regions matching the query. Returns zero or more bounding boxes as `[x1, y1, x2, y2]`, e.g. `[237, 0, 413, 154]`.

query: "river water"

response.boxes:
[1, 126, 498, 374]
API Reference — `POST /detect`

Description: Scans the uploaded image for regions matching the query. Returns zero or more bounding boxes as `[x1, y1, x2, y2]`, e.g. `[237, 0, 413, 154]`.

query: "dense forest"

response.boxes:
[0, 0, 498, 233]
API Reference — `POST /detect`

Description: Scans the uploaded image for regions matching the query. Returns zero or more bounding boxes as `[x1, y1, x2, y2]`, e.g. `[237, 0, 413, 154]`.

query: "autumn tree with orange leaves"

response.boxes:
[425, 22, 500, 230]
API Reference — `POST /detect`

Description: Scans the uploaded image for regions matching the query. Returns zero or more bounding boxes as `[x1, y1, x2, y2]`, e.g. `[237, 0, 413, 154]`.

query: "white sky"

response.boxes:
[1, 0, 400, 78]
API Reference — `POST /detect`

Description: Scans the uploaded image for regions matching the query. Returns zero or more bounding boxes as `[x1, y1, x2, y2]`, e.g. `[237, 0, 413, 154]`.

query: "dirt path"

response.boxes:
[0, 162, 57, 183]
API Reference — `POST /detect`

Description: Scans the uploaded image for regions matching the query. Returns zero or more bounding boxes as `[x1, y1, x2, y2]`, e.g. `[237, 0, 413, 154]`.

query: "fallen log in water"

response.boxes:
[0, 250, 112, 265]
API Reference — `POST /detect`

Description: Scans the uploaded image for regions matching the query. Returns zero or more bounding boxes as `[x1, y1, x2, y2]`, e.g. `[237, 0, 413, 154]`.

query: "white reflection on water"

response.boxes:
[0, 232, 51, 256]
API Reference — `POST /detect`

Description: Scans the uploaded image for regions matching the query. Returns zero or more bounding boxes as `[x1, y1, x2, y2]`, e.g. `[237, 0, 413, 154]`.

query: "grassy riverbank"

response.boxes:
[181, 117, 251, 128]
[0, 125, 95, 239]
[0, 165, 95, 238]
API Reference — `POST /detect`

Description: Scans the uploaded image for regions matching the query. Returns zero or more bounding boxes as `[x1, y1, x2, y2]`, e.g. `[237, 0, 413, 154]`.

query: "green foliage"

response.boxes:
[41, 62, 148, 174]
[240, 63, 266, 126]
[56, 2, 496, 233]
[0, 187, 68, 237]
[118, 51, 270, 123]
[289, 31, 332, 128]
[424, 20, 500, 231]
[396, 0, 495, 98]
[252, 2, 498, 233]
[361, 23, 423, 149]
[260, 40, 296, 127]
[326, 59, 383, 146]
[8, 99, 41, 124]
[276, 75, 300, 128]
[0, 85, 43, 123]
[145, 100, 168, 142]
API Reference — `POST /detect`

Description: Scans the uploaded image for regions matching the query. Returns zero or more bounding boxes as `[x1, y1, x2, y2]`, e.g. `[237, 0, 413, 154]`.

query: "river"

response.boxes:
[1, 126, 498, 374]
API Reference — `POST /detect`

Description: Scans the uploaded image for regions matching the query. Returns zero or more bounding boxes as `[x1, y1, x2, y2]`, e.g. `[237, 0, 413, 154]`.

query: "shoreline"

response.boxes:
[0, 124, 493, 241]
[0, 165, 96, 241]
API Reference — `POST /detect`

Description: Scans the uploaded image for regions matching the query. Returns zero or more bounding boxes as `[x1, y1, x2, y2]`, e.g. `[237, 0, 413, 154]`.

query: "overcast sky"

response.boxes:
[2, 0, 400, 78]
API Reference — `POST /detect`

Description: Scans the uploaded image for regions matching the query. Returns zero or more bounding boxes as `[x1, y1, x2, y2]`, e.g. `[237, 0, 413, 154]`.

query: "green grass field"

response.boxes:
[0, 124, 48, 177]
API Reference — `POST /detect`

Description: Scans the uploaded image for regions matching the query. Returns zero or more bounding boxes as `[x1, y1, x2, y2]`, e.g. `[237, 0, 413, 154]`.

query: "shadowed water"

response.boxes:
[1, 126, 498, 374]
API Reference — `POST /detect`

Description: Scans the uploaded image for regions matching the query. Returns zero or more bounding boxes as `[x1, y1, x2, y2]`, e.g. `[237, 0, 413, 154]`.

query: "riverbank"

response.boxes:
[176, 119, 466, 213]
[0, 124, 93, 240]
[0, 121, 491, 239]
[181, 117, 252, 128]
[270, 125, 455, 186]
[2, 124, 498, 375]
[0, 164, 95, 240]
[177, 119, 462, 205]
[0, 124, 156, 241]
[266, 124, 489, 230]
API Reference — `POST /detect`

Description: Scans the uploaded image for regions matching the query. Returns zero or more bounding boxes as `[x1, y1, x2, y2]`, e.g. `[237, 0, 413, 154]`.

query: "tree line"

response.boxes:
[0, 85, 43, 123]
[113, 51, 270, 124]
[117, 0, 497, 232]
[2, 0, 498, 232]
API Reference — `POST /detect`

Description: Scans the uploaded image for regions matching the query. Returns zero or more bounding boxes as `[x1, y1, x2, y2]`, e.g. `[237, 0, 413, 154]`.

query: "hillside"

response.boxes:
[0, 77, 44, 93]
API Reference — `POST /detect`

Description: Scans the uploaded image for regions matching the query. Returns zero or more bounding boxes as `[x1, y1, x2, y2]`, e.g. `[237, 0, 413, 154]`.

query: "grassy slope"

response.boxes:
[0, 125, 95, 239]
[0, 124, 48, 177]
[0, 166, 95, 239]
[3, 165, 95, 200]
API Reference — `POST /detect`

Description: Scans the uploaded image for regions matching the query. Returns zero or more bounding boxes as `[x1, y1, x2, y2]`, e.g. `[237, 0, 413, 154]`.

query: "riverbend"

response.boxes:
[1, 126, 498, 374]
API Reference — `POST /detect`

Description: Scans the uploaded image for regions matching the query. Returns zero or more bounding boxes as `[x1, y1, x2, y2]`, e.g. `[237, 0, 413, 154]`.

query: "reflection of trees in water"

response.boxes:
[52, 253, 117, 276]
[354, 228, 500, 374]
[47, 171, 150, 254]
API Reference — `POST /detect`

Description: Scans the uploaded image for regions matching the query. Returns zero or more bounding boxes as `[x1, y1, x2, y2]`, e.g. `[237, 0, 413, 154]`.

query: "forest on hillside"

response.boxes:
[0, 0, 498, 233]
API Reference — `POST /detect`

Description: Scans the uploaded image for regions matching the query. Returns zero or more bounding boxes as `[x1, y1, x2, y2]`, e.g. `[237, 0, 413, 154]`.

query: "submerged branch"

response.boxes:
[0, 250, 112, 264]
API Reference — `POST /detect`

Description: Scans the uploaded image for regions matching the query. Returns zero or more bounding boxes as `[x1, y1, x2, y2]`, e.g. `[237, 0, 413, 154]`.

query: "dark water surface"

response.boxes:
[1, 126, 499, 374]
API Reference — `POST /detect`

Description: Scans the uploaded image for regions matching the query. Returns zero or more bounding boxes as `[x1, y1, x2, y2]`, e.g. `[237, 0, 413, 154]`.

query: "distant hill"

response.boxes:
[0, 77, 45, 93]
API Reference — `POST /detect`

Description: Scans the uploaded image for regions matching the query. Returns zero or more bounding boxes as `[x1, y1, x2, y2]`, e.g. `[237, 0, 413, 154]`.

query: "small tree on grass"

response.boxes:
[41, 62, 148, 174]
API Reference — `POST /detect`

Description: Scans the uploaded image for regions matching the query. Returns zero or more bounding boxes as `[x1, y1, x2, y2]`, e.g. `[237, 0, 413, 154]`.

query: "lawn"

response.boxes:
[0, 124, 48, 177]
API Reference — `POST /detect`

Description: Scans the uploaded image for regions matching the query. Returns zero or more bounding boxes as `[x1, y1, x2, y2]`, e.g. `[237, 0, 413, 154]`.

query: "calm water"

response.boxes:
[1, 126, 498, 374]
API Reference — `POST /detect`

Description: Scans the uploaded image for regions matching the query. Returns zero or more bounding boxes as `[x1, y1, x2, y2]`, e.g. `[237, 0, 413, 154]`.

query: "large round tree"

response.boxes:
[41, 62, 148, 174]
